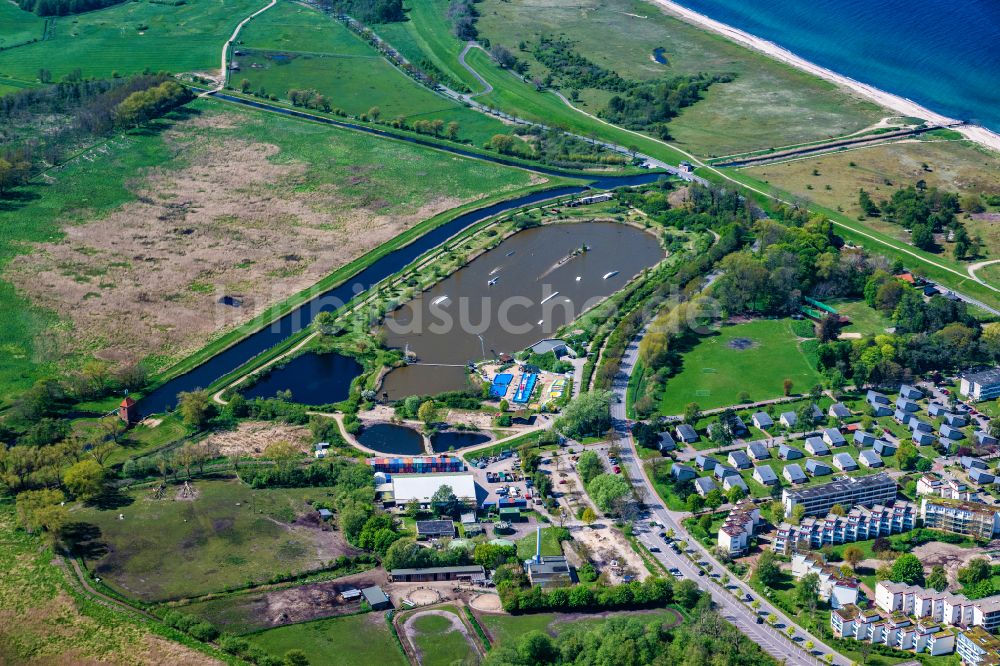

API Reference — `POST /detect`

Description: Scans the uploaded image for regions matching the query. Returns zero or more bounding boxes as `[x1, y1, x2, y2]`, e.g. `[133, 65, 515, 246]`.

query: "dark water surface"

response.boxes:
[240, 352, 361, 405]
[356, 423, 425, 454]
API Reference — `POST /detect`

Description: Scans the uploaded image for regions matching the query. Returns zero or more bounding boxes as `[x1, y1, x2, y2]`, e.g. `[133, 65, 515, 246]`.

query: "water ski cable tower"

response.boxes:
[524, 525, 571, 587]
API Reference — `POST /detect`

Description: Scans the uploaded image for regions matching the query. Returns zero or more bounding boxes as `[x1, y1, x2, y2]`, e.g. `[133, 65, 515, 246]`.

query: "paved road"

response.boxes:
[607, 289, 846, 664]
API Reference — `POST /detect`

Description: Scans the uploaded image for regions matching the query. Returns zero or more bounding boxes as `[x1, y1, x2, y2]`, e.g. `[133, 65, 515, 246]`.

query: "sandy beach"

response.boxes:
[649, 0, 1000, 154]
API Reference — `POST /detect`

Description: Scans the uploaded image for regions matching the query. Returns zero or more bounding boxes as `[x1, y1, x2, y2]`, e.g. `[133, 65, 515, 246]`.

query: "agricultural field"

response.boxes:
[658, 318, 824, 415]
[0, 97, 539, 387]
[0, 504, 217, 665]
[0, 0, 265, 81]
[70, 478, 357, 601]
[249, 612, 408, 666]
[234, 2, 509, 145]
[475, 0, 884, 157]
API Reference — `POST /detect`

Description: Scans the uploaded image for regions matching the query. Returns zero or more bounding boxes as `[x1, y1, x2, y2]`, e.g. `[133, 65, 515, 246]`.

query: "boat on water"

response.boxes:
[431, 295, 449, 306]
[488, 277, 499, 286]
[539, 291, 559, 304]
[603, 271, 619, 280]
[506, 251, 515, 257]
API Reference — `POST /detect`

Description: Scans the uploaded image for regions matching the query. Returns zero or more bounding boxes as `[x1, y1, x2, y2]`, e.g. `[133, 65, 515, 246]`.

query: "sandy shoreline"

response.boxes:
[648, 0, 1000, 154]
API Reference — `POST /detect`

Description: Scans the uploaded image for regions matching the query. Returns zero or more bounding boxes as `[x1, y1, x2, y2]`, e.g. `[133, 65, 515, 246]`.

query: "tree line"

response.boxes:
[17, 0, 124, 16]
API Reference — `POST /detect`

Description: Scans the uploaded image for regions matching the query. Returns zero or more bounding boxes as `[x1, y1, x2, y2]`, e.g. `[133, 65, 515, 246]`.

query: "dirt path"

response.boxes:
[209, 0, 277, 95]
[968, 258, 1000, 284]
[458, 42, 493, 97]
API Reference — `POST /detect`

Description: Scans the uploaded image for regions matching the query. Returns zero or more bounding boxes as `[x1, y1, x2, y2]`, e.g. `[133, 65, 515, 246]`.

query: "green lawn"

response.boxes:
[658, 318, 824, 415]
[410, 610, 478, 666]
[0, 0, 266, 81]
[71, 478, 343, 601]
[827, 298, 894, 336]
[249, 612, 407, 666]
[515, 526, 564, 559]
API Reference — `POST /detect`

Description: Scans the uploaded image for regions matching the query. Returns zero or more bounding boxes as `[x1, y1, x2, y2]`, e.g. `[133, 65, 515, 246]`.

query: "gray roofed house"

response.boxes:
[976, 431, 999, 446]
[928, 403, 948, 417]
[753, 465, 778, 486]
[526, 556, 572, 587]
[714, 464, 739, 480]
[854, 431, 876, 447]
[658, 431, 676, 452]
[747, 440, 770, 460]
[940, 424, 965, 441]
[874, 440, 896, 456]
[694, 476, 717, 497]
[783, 464, 807, 484]
[894, 409, 914, 425]
[804, 436, 830, 456]
[943, 413, 969, 428]
[362, 586, 391, 610]
[723, 475, 749, 492]
[695, 454, 717, 471]
[670, 463, 697, 481]
[778, 443, 803, 460]
[823, 428, 847, 447]
[416, 520, 456, 540]
[779, 412, 798, 429]
[829, 402, 852, 420]
[899, 384, 924, 400]
[913, 431, 936, 446]
[858, 450, 883, 468]
[867, 390, 890, 406]
[730, 415, 749, 436]
[896, 397, 919, 413]
[807, 404, 823, 423]
[871, 404, 893, 417]
[961, 456, 988, 471]
[805, 459, 832, 476]
[728, 450, 752, 469]
[530, 339, 570, 357]
[676, 424, 699, 443]
[832, 452, 858, 471]
[969, 468, 996, 485]
[752, 412, 774, 429]
[909, 418, 933, 433]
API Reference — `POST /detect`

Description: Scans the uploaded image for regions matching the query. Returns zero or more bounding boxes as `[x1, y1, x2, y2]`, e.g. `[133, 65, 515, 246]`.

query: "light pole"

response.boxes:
[476, 334, 486, 362]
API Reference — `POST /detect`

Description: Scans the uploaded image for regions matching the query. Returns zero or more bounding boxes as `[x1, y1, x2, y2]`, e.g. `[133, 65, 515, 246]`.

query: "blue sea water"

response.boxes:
[670, 0, 1000, 132]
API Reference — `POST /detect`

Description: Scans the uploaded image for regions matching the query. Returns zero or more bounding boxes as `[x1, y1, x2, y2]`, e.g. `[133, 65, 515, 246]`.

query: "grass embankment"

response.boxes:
[234, 2, 508, 146]
[248, 612, 407, 666]
[0, 2, 46, 50]
[72, 478, 347, 602]
[0, 0, 265, 80]
[657, 318, 823, 416]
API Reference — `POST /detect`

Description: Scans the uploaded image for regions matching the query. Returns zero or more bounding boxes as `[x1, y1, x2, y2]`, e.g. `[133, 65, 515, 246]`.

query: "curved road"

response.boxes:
[607, 278, 844, 665]
[209, 0, 276, 95]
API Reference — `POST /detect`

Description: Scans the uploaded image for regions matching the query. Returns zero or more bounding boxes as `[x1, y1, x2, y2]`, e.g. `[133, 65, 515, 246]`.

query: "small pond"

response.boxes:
[652, 47, 668, 64]
[356, 423, 425, 455]
[430, 431, 491, 452]
[240, 352, 362, 405]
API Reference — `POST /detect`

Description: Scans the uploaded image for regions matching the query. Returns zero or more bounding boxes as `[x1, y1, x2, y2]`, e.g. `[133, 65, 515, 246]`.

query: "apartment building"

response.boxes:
[916, 473, 977, 501]
[876, 581, 1000, 633]
[920, 497, 1000, 541]
[957, 626, 1000, 666]
[961, 368, 1000, 402]
[717, 498, 760, 557]
[773, 501, 915, 555]
[790, 552, 859, 609]
[782, 472, 897, 518]
[831, 603, 957, 657]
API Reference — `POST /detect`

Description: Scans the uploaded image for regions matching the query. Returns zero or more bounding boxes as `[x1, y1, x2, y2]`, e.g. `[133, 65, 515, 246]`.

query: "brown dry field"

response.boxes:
[7, 111, 530, 370]
[203, 421, 311, 458]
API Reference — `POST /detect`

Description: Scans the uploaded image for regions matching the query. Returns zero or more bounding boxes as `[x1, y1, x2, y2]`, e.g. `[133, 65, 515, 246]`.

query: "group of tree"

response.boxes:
[287, 88, 332, 112]
[447, 0, 478, 41]
[484, 606, 776, 666]
[555, 390, 613, 439]
[498, 575, 677, 613]
[331, 0, 404, 23]
[1, 74, 190, 195]
[529, 34, 631, 92]
[600, 73, 733, 140]
[861, 184, 981, 258]
[958, 557, 999, 598]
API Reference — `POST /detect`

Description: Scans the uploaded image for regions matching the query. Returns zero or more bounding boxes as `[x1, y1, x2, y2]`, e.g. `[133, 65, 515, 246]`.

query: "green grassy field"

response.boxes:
[410, 610, 477, 666]
[72, 478, 345, 601]
[0, 0, 264, 81]
[658, 318, 823, 415]
[234, 2, 508, 146]
[515, 526, 564, 559]
[475, 0, 883, 157]
[826, 298, 894, 337]
[249, 612, 407, 666]
[0, 2, 46, 50]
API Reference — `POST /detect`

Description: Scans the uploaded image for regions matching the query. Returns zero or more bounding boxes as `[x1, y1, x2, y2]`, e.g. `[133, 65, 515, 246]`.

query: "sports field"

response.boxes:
[250, 612, 408, 666]
[0, 0, 264, 81]
[658, 318, 823, 414]
[71, 478, 355, 601]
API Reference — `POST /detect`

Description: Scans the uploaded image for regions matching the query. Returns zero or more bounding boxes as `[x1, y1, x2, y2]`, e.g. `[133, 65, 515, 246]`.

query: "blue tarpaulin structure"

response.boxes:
[490, 373, 513, 398]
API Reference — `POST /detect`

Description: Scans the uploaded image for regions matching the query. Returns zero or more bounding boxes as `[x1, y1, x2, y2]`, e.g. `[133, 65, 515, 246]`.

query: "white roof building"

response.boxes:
[388, 472, 478, 507]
